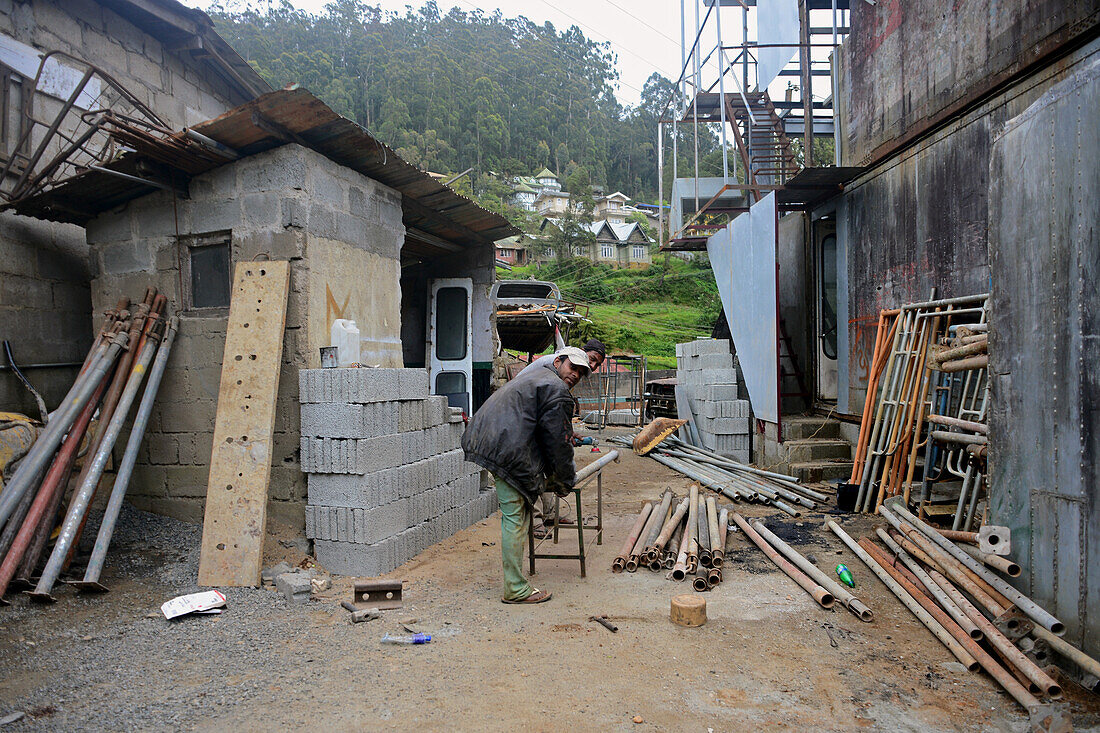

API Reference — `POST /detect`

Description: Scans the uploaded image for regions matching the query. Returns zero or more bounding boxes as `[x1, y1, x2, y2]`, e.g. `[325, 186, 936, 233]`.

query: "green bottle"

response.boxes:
[836, 563, 855, 588]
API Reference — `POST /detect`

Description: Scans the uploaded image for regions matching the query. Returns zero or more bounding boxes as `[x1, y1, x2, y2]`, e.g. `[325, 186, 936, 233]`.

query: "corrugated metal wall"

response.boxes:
[988, 53, 1100, 655]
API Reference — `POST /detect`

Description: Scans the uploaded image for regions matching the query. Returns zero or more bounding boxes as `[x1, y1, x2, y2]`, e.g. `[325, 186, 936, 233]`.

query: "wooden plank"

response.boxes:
[198, 260, 290, 587]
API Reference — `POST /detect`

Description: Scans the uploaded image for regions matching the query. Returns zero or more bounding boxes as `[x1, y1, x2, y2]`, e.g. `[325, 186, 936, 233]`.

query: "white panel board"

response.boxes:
[0, 33, 101, 109]
[755, 0, 800, 91]
[706, 193, 779, 422]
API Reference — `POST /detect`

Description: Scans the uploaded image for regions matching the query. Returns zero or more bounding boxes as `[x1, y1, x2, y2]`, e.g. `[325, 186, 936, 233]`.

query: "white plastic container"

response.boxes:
[330, 319, 360, 367]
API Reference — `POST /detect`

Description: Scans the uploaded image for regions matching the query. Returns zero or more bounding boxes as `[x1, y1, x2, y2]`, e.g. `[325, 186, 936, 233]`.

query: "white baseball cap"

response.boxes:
[555, 346, 591, 373]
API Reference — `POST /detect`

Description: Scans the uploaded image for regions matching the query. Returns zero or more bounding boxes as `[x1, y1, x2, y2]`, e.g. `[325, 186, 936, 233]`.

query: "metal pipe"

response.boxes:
[0, 334, 123, 528]
[575, 449, 620, 484]
[753, 520, 873, 622]
[671, 510, 691, 581]
[706, 497, 721, 566]
[926, 567, 1061, 698]
[884, 499, 1065, 635]
[30, 333, 158, 601]
[929, 339, 987, 364]
[733, 513, 834, 609]
[935, 528, 979, 544]
[0, 480, 37, 563]
[939, 355, 988, 372]
[652, 498, 690, 562]
[664, 519, 683, 569]
[686, 483, 699, 569]
[642, 490, 674, 562]
[931, 430, 987, 446]
[958, 543, 1020, 578]
[696, 492, 712, 568]
[692, 561, 710, 592]
[613, 501, 652, 573]
[718, 507, 728, 558]
[874, 528, 981, 640]
[826, 521, 977, 670]
[963, 472, 984, 532]
[3, 340, 48, 423]
[78, 317, 176, 590]
[627, 493, 666, 572]
[1032, 625, 1100, 682]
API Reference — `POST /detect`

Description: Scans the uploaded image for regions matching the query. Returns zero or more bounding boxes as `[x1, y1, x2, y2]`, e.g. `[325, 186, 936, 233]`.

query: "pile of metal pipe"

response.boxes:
[610, 434, 825, 518]
[827, 499, 1099, 721]
[849, 293, 992, 519]
[0, 289, 176, 606]
[611, 484, 731, 593]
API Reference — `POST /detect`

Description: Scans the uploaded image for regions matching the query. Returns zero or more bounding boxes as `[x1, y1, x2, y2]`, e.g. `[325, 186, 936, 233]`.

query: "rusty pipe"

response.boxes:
[827, 521, 978, 671]
[733, 513, 834, 609]
[717, 507, 728, 560]
[884, 500, 1064, 635]
[874, 528, 982, 640]
[0, 366, 111, 600]
[926, 567, 1061, 698]
[930, 430, 987, 446]
[628, 494, 666, 572]
[927, 414, 988, 435]
[706, 497, 721, 566]
[652, 498, 689, 559]
[935, 528, 979, 544]
[613, 501, 652, 573]
[692, 562, 709, 592]
[929, 338, 987, 365]
[939, 354, 988, 372]
[664, 520, 683, 569]
[707, 566, 721, 588]
[1032, 625, 1100, 683]
[670, 513, 691, 581]
[641, 490, 674, 561]
[752, 520, 873, 622]
[958, 543, 1020, 578]
[686, 484, 699, 569]
[697, 494, 712, 568]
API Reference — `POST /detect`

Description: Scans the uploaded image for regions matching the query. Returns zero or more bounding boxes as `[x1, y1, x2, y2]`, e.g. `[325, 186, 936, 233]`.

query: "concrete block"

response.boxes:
[447, 406, 464, 423]
[314, 538, 390, 577]
[707, 368, 739, 385]
[398, 400, 425, 432]
[423, 396, 447, 427]
[699, 352, 733, 370]
[355, 434, 401, 474]
[307, 471, 376, 508]
[275, 571, 312, 604]
[706, 384, 740, 402]
[398, 368, 429, 399]
[711, 417, 751, 435]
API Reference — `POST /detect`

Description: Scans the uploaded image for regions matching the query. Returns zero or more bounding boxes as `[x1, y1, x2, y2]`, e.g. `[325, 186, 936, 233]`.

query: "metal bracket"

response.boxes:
[352, 579, 403, 610]
[978, 524, 1011, 555]
[994, 607, 1034, 640]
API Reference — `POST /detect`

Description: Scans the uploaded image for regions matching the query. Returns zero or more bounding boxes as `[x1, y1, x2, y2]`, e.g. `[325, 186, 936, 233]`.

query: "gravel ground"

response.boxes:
[2, 441, 1099, 731]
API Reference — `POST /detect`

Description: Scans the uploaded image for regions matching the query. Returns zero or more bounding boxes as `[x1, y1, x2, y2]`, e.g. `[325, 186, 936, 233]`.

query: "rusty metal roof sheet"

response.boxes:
[8, 87, 517, 250]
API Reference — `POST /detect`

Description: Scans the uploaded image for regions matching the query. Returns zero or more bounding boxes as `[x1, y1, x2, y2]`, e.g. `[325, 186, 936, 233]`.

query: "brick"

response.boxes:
[275, 572, 312, 604]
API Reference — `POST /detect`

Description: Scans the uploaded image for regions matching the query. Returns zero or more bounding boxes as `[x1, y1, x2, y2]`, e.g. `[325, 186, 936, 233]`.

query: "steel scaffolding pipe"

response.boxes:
[827, 521, 978, 671]
[884, 500, 1065, 635]
[0, 332, 126, 529]
[613, 501, 653, 573]
[670, 513, 691, 581]
[873, 529, 981, 640]
[752, 520, 873, 622]
[958, 543, 1020, 578]
[696, 494, 712, 568]
[78, 316, 177, 591]
[706, 497, 722, 567]
[627, 493, 666, 573]
[927, 414, 988, 435]
[30, 331, 158, 601]
[642, 490, 674, 563]
[732, 513, 834, 609]
[650, 498, 689, 566]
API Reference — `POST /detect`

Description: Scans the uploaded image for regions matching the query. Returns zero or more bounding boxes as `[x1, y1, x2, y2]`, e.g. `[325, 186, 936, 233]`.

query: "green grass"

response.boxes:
[498, 255, 719, 368]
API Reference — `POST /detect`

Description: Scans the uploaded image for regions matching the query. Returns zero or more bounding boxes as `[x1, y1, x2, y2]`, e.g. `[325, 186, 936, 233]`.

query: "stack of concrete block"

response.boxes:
[298, 368, 496, 576]
[675, 339, 752, 462]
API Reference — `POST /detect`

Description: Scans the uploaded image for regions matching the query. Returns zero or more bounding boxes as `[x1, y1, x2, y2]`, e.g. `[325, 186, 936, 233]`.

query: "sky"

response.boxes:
[182, 0, 691, 107]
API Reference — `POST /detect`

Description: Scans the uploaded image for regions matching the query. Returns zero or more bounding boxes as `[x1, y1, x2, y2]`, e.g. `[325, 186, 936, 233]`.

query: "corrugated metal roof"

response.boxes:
[6, 87, 517, 252]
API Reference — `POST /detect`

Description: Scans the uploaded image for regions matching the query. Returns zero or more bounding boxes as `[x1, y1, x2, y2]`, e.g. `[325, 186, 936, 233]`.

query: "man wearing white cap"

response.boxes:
[462, 347, 590, 603]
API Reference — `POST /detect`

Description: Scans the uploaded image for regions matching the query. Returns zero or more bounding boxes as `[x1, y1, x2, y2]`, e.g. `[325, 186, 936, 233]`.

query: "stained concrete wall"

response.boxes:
[0, 0, 252, 420]
[777, 212, 811, 414]
[834, 38, 1100, 414]
[837, 0, 1099, 165]
[987, 54, 1100, 655]
[86, 144, 405, 527]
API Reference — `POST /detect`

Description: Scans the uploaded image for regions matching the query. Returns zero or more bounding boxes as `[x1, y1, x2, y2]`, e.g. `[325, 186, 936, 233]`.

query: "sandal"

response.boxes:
[533, 525, 553, 539]
[502, 589, 553, 604]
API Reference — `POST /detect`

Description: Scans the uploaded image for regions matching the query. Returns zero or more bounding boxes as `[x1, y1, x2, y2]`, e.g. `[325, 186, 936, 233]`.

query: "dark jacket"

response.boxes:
[461, 361, 576, 505]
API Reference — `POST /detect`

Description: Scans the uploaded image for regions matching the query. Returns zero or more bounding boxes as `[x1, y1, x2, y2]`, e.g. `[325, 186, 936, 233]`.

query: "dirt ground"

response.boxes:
[2, 428, 1099, 731]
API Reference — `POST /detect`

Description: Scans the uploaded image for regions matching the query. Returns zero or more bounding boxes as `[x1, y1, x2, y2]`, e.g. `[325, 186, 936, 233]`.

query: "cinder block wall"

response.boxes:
[676, 339, 751, 462]
[0, 0, 251, 420]
[86, 144, 405, 528]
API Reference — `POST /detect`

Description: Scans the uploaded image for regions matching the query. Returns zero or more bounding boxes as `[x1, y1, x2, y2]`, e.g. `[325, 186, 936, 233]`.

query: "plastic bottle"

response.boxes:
[330, 319, 360, 367]
[835, 563, 855, 588]
[381, 632, 432, 645]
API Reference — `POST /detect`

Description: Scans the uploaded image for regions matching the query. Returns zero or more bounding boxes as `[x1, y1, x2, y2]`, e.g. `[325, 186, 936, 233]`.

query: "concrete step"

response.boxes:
[785, 438, 852, 463]
[782, 416, 840, 440]
[790, 460, 853, 483]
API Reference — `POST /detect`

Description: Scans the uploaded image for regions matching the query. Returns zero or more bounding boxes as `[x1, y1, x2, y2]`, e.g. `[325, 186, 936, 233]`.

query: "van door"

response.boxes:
[815, 221, 839, 401]
[427, 277, 473, 413]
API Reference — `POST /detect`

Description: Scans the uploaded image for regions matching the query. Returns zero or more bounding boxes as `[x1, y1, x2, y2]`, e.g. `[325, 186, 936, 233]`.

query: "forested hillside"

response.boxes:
[207, 0, 725, 204]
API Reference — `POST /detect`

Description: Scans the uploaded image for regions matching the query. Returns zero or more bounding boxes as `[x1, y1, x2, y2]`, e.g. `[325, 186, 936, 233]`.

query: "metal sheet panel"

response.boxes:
[988, 53, 1100, 653]
[756, 0, 800, 91]
[706, 193, 779, 422]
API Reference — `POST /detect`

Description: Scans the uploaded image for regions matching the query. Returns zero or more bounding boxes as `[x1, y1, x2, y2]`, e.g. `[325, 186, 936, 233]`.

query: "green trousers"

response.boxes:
[495, 476, 534, 601]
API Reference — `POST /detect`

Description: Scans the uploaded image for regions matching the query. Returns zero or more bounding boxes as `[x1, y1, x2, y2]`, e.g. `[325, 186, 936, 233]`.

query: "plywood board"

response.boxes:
[198, 261, 290, 587]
